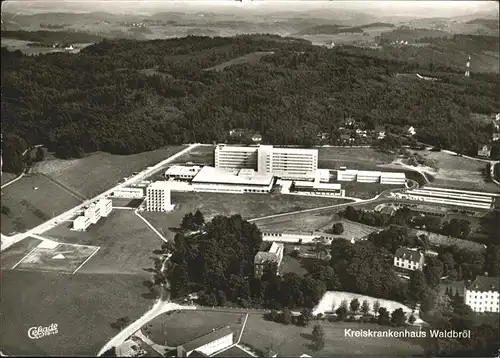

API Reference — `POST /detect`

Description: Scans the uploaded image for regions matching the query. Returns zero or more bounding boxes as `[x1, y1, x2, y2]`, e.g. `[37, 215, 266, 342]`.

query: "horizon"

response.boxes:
[2, 0, 499, 18]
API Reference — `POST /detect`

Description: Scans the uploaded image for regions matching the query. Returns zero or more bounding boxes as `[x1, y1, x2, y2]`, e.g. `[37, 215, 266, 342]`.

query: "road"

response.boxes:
[0, 144, 200, 252]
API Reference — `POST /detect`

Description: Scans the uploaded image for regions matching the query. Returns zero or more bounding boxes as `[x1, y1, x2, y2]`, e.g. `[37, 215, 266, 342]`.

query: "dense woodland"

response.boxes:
[156, 212, 499, 357]
[1, 34, 499, 173]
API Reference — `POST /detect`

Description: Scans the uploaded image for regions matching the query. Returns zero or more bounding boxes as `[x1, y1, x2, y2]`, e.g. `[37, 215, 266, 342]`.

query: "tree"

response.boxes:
[485, 245, 500, 277]
[312, 324, 325, 351]
[111, 317, 130, 331]
[101, 347, 117, 357]
[378, 307, 390, 325]
[408, 315, 416, 325]
[391, 308, 406, 326]
[408, 270, 427, 303]
[35, 147, 45, 162]
[373, 300, 381, 315]
[180, 213, 195, 230]
[299, 308, 313, 326]
[361, 300, 370, 315]
[193, 209, 205, 228]
[281, 308, 293, 325]
[1, 206, 11, 216]
[424, 257, 444, 288]
[335, 305, 348, 321]
[332, 222, 344, 235]
[350, 298, 360, 315]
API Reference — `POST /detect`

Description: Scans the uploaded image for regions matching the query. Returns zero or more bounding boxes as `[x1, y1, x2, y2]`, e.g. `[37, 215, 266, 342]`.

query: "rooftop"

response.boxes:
[269, 242, 284, 255]
[147, 181, 171, 190]
[181, 326, 234, 353]
[165, 165, 202, 176]
[192, 166, 274, 186]
[466, 276, 499, 292]
[394, 247, 423, 262]
[380, 172, 406, 179]
[254, 251, 279, 264]
[212, 345, 255, 358]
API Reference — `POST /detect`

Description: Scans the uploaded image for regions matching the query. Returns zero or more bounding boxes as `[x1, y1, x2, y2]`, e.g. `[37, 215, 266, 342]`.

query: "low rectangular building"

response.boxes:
[357, 171, 382, 183]
[177, 326, 234, 357]
[393, 247, 425, 271]
[337, 169, 358, 182]
[112, 187, 145, 199]
[465, 276, 500, 313]
[380, 172, 406, 185]
[165, 165, 202, 180]
[192, 166, 274, 194]
[72, 216, 91, 231]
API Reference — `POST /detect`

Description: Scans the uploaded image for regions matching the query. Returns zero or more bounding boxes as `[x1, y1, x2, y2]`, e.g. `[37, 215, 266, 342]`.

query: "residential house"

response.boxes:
[254, 242, 284, 277]
[393, 247, 425, 271]
[477, 144, 491, 158]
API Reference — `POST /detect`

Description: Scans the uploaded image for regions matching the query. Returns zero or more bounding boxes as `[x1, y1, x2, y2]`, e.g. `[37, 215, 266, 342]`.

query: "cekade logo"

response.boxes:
[28, 324, 59, 339]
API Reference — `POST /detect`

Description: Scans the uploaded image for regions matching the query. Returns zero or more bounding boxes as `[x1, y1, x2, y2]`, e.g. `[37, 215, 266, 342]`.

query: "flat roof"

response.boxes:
[74, 216, 89, 223]
[380, 172, 406, 179]
[357, 170, 382, 176]
[192, 166, 273, 186]
[215, 145, 259, 153]
[147, 181, 171, 190]
[165, 165, 201, 176]
[212, 345, 255, 358]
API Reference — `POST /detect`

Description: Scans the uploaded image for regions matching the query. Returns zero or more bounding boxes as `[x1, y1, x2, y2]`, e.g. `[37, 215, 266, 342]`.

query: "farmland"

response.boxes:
[43, 210, 163, 274]
[33, 145, 185, 198]
[0, 174, 82, 235]
[416, 151, 499, 193]
[0, 269, 154, 356]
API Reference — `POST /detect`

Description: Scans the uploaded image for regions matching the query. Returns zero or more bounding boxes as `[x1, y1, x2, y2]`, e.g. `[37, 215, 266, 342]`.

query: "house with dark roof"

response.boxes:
[177, 326, 234, 357]
[393, 247, 425, 271]
[464, 275, 500, 313]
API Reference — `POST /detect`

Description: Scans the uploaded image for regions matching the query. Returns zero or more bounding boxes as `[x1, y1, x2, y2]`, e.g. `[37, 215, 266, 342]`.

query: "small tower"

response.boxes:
[465, 55, 471, 77]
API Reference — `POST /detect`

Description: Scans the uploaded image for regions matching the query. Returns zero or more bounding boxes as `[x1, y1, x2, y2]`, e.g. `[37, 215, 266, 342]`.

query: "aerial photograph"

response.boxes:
[0, 0, 499, 356]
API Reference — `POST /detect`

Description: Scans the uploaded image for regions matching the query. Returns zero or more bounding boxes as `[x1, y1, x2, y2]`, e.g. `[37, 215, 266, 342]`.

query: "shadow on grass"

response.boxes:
[300, 332, 314, 341]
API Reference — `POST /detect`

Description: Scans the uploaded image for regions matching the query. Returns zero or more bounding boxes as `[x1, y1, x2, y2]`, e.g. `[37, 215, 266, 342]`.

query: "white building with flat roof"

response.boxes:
[146, 181, 173, 212]
[97, 198, 112, 217]
[112, 187, 145, 198]
[215, 145, 258, 170]
[72, 215, 91, 231]
[165, 165, 201, 180]
[357, 171, 382, 183]
[191, 166, 274, 194]
[84, 203, 101, 224]
[380, 172, 407, 185]
[337, 169, 405, 184]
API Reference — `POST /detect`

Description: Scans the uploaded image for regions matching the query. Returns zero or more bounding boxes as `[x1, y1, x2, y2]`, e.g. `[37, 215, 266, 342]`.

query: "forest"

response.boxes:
[1, 34, 499, 173]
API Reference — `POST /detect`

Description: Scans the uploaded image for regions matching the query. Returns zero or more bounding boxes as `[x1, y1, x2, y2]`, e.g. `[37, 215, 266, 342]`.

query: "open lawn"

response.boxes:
[242, 313, 424, 357]
[43, 210, 163, 274]
[169, 145, 214, 166]
[319, 219, 380, 241]
[254, 210, 343, 232]
[0, 270, 154, 356]
[14, 243, 98, 274]
[412, 229, 485, 252]
[418, 151, 499, 193]
[1, 237, 42, 269]
[33, 145, 185, 198]
[145, 310, 245, 347]
[318, 147, 396, 170]
[280, 254, 308, 276]
[0, 174, 82, 235]
[142, 192, 350, 239]
[341, 181, 403, 199]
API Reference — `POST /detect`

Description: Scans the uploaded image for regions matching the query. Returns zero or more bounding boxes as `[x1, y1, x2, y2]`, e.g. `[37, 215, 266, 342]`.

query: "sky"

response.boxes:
[2, 0, 499, 17]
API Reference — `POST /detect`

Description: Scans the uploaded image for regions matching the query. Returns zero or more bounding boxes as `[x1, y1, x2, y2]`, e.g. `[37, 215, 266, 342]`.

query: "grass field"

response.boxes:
[169, 145, 214, 166]
[341, 181, 403, 199]
[318, 147, 396, 170]
[14, 243, 98, 274]
[43, 210, 163, 274]
[254, 210, 341, 232]
[144, 310, 245, 347]
[0, 174, 82, 235]
[412, 229, 485, 252]
[418, 151, 499, 193]
[1, 172, 17, 186]
[1, 237, 42, 269]
[320, 219, 380, 241]
[280, 254, 308, 276]
[0, 270, 154, 356]
[33, 145, 185, 198]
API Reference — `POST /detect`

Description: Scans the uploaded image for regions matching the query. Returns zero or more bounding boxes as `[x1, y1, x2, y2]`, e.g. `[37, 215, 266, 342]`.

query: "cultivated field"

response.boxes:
[33, 145, 185, 198]
[144, 310, 246, 347]
[0, 270, 154, 356]
[243, 313, 424, 357]
[417, 151, 499, 193]
[43, 210, 164, 274]
[0, 174, 82, 235]
[14, 243, 98, 274]
[204, 51, 274, 72]
[318, 147, 396, 170]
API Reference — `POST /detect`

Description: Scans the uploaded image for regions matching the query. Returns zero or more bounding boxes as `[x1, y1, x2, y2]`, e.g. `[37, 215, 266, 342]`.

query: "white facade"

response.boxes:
[146, 181, 173, 212]
[337, 169, 406, 184]
[72, 216, 91, 231]
[84, 203, 101, 224]
[337, 169, 358, 182]
[112, 187, 145, 198]
[262, 231, 336, 244]
[215, 145, 258, 170]
[191, 166, 274, 194]
[165, 165, 201, 180]
[357, 171, 382, 183]
[464, 277, 499, 313]
[393, 248, 425, 271]
[269, 242, 284, 266]
[380, 172, 407, 185]
[97, 198, 112, 217]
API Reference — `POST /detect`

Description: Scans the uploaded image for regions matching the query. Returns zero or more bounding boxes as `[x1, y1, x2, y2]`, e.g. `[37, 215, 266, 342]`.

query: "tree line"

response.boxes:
[2, 34, 498, 173]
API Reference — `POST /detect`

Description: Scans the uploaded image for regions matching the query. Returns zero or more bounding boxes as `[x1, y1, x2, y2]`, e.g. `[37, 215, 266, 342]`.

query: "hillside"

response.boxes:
[296, 25, 365, 35]
[1, 34, 499, 173]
